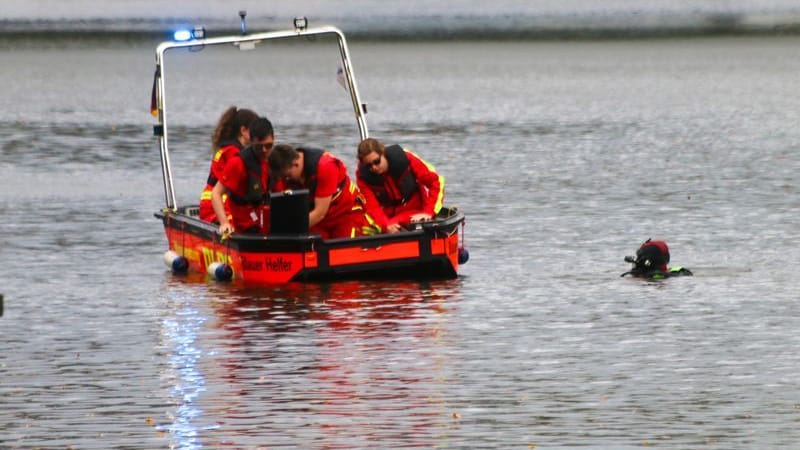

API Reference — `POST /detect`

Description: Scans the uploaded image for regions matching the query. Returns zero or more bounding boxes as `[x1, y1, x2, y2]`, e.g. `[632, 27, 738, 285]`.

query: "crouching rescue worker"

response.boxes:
[621, 238, 693, 279]
[211, 117, 274, 235]
[356, 138, 445, 233]
[269, 144, 380, 239]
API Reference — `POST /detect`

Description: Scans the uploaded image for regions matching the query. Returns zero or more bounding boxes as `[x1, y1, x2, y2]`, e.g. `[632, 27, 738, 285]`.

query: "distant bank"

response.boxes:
[2, 12, 800, 42]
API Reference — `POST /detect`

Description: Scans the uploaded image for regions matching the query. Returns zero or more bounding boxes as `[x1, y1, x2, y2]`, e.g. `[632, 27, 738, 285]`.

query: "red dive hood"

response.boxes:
[635, 239, 670, 272]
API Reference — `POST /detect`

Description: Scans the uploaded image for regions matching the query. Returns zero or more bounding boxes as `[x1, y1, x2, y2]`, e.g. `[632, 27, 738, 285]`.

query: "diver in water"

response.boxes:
[621, 238, 693, 279]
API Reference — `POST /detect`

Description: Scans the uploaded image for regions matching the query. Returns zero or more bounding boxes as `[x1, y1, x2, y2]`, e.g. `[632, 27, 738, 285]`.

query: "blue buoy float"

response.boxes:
[458, 247, 470, 265]
[207, 262, 234, 282]
[163, 250, 189, 273]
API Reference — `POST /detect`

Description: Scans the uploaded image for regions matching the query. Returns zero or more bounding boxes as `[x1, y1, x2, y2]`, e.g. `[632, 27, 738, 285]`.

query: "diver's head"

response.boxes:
[626, 238, 670, 274]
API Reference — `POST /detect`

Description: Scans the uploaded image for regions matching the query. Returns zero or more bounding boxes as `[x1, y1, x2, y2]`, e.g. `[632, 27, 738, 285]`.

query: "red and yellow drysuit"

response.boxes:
[356, 145, 444, 230]
[274, 148, 378, 239]
[218, 148, 270, 234]
[199, 140, 243, 223]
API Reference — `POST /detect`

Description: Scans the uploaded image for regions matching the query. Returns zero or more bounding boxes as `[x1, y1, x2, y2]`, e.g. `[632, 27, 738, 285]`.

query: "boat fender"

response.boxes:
[207, 262, 234, 282]
[164, 250, 189, 273]
[458, 247, 470, 264]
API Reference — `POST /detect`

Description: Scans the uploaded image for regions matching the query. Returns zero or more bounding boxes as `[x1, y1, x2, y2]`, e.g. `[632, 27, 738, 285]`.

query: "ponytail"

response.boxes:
[211, 106, 258, 152]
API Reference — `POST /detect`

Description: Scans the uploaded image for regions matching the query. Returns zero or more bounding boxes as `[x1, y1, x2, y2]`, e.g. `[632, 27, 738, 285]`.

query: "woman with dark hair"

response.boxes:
[198, 106, 259, 222]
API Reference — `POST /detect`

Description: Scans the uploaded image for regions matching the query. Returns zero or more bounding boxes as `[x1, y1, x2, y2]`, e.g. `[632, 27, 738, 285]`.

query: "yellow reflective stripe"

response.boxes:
[361, 226, 379, 235]
[432, 173, 445, 214]
[364, 212, 381, 234]
[406, 148, 445, 214]
[332, 179, 356, 202]
[212, 149, 224, 162]
[201, 190, 227, 202]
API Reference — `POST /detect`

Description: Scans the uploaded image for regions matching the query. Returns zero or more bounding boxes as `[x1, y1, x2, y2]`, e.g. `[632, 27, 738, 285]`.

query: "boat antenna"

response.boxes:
[239, 10, 247, 35]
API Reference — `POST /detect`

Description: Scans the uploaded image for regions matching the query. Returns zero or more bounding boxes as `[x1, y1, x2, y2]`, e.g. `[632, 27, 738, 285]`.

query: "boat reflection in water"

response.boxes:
[159, 276, 463, 448]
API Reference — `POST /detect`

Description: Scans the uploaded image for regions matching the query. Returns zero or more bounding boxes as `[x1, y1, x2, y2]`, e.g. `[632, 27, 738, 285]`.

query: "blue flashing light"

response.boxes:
[173, 29, 193, 42]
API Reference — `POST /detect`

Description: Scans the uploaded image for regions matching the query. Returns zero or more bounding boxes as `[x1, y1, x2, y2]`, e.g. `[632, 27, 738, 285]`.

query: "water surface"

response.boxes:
[1, 36, 799, 448]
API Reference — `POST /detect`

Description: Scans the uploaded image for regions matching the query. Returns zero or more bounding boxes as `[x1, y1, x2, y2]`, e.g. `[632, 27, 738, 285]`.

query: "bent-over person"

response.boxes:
[356, 138, 444, 233]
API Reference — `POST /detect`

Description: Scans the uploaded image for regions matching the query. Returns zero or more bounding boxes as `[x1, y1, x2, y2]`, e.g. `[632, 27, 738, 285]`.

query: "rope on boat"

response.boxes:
[458, 220, 469, 264]
[207, 229, 234, 281]
[163, 211, 189, 273]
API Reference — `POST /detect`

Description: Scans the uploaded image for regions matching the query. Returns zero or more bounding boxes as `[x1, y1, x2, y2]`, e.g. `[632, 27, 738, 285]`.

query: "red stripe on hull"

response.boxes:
[329, 241, 421, 267]
[431, 234, 460, 272]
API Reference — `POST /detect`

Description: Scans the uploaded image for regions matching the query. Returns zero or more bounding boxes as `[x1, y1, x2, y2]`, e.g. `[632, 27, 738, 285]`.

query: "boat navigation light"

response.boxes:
[173, 26, 206, 42]
[294, 17, 308, 31]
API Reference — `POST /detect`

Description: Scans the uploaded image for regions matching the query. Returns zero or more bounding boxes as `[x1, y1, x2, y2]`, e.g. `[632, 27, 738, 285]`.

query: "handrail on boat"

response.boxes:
[152, 24, 370, 211]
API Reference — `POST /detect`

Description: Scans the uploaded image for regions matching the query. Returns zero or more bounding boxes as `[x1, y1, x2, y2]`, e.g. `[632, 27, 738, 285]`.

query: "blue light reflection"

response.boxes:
[159, 299, 211, 449]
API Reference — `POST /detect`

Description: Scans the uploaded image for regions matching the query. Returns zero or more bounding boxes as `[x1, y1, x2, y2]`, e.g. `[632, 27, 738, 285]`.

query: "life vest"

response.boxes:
[623, 266, 694, 279]
[300, 147, 348, 203]
[207, 139, 243, 186]
[227, 145, 269, 207]
[300, 147, 325, 197]
[357, 144, 418, 206]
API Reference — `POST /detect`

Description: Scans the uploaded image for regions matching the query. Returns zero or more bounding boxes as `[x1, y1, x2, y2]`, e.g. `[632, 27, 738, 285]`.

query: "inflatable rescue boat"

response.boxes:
[152, 18, 468, 283]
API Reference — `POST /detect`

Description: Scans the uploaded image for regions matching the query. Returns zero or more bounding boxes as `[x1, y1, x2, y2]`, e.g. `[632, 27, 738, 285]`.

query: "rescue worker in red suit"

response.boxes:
[199, 106, 259, 223]
[211, 117, 274, 235]
[356, 138, 445, 233]
[268, 144, 380, 239]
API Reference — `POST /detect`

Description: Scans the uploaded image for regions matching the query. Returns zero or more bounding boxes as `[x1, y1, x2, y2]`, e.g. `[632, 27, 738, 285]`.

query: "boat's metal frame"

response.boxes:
[153, 22, 369, 211]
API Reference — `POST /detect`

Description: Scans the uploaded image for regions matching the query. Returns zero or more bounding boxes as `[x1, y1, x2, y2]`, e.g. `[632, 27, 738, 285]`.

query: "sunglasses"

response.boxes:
[253, 142, 274, 151]
[365, 155, 381, 168]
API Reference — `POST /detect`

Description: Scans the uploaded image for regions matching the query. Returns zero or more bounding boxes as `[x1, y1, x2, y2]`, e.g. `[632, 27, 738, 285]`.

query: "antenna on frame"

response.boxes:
[239, 10, 247, 35]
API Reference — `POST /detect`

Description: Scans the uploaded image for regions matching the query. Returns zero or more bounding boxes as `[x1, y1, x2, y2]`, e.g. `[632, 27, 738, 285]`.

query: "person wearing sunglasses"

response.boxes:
[199, 106, 259, 224]
[355, 138, 445, 233]
[211, 117, 275, 235]
[268, 144, 380, 239]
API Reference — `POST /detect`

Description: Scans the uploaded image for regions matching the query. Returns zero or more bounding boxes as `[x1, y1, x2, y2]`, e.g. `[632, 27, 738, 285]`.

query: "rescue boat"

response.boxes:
[152, 17, 468, 284]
